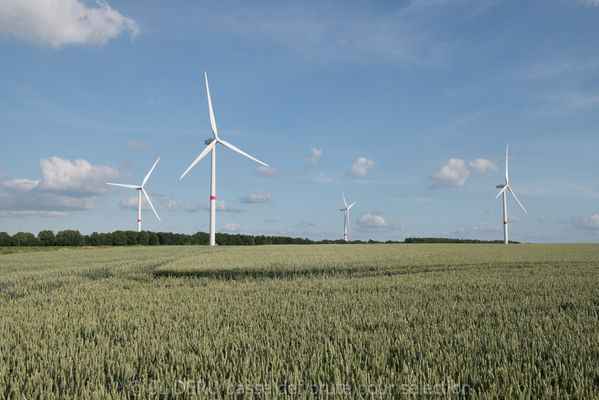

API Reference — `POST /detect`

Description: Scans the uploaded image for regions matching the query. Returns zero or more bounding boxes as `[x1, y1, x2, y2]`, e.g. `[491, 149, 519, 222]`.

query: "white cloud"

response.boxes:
[348, 157, 374, 178]
[256, 166, 276, 176]
[0, 156, 118, 217]
[0, 210, 66, 218]
[164, 197, 241, 213]
[579, 0, 599, 6]
[431, 158, 470, 188]
[455, 222, 501, 235]
[160, 196, 197, 212]
[357, 213, 388, 229]
[0, 190, 95, 214]
[385, 196, 436, 204]
[431, 156, 500, 188]
[568, 214, 599, 230]
[534, 91, 599, 116]
[520, 183, 599, 200]
[301, 147, 322, 172]
[125, 139, 150, 150]
[39, 156, 119, 196]
[1, 178, 40, 191]
[221, 222, 241, 232]
[118, 194, 150, 211]
[209, 1, 460, 66]
[0, 0, 139, 48]
[309, 148, 322, 164]
[468, 158, 497, 174]
[213, 200, 241, 212]
[241, 192, 272, 204]
[356, 212, 403, 232]
[523, 58, 599, 80]
[42, 195, 97, 210]
[551, 92, 599, 109]
[295, 221, 316, 228]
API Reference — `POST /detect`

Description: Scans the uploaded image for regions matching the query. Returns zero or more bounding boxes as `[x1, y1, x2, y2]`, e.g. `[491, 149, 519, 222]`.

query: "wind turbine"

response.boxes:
[340, 191, 356, 242]
[106, 157, 161, 232]
[180, 72, 269, 246]
[495, 145, 527, 244]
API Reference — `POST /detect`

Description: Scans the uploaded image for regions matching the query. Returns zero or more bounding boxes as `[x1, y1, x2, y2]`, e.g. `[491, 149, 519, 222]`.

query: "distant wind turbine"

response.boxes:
[106, 157, 161, 232]
[180, 72, 269, 246]
[495, 145, 527, 244]
[340, 191, 356, 242]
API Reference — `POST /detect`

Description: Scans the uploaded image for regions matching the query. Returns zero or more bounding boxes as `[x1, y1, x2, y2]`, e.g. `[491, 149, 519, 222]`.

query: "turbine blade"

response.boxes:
[205, 72, 219, 140]
[218, 139, 268, 167]
[508, 186, 528, 214]
[495, 185, 507, 199]
[142, 188, 161, 222]
[106, 183, 140, 189]
[348, 202, 356, 210]
[142, 156, 160, 187]
[180, 141, 216, 179]
[342, 191, 348, 208]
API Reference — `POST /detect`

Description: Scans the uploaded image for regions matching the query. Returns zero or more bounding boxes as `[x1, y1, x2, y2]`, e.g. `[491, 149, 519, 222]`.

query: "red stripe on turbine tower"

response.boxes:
[504, 221, 508, 224]
[210, 195, 216, 200]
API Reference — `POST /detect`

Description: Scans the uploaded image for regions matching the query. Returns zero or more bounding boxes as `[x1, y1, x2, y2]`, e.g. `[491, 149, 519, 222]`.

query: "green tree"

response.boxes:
[86, 232, 109, 246]
[148, 233, 160, 246]
[193, 232, 209, 245]
[38, 230, 56, 246]
[55, 230, 84, 246]
[12, 232, 39, 246]
[158, 232, 172, 245]
[137, 231, 150, 245]
[125, 231, 138, 245]
[111, 231, 127, 246]
[0, 232, 11, 246]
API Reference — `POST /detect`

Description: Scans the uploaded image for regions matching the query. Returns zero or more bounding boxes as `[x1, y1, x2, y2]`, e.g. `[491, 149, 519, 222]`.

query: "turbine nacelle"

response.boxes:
[340, 202, 356, 212]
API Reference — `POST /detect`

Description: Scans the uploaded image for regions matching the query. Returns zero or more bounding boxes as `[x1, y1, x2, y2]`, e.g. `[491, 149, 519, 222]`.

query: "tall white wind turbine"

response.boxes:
[340, 191, 356, 242]
[495, 145, 527, 244]
[180, 72, 269, 246]
[106, 157, 161, 232]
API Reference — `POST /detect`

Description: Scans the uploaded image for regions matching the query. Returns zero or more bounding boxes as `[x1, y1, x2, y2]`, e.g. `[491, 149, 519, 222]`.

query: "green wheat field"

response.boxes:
[0, 244, 598, 398]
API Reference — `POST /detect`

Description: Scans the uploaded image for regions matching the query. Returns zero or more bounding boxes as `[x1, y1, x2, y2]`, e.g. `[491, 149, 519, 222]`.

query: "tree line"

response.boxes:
[0, 230, 318, 246]
[0, 230, 515, 246]
[404, 237, 520, 244]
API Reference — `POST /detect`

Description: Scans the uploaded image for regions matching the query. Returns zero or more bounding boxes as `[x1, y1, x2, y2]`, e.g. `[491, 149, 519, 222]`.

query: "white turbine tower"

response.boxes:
[495, 145, 527, 244]
[106, 157, 161, 232]
[340, 191, 356, 242]
[180, 72, 269, 246]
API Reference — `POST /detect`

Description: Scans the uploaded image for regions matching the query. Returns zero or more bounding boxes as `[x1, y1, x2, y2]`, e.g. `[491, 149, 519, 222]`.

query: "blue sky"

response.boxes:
[1, 0, 598, 243]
